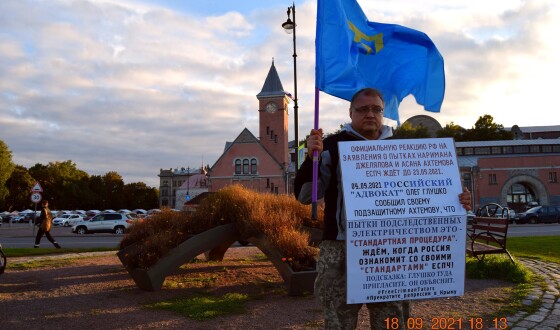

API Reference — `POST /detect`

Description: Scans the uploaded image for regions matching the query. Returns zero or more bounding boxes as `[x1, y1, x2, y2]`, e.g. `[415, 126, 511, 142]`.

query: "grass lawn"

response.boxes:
[2, 247, 116, 258]
[507, 236, 560, 264]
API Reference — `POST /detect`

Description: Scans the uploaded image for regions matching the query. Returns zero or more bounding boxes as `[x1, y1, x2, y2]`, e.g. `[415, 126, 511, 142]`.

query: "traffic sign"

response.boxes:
[30, 192, 42, 203]
[31, 182, 43, 192]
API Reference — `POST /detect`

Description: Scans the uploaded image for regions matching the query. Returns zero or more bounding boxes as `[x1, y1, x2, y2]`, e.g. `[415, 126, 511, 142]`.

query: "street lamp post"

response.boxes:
[282, 3, 299, 172]
[186, 166, 190, 201]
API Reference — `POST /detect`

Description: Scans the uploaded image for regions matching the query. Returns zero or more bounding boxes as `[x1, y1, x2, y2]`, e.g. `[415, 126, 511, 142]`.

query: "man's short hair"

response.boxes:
[42, 200, 48, 206]
[350, 88, 385, 108]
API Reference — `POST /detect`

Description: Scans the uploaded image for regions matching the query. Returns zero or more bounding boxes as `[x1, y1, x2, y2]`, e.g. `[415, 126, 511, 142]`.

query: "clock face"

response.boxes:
[265, 102, 278, 113]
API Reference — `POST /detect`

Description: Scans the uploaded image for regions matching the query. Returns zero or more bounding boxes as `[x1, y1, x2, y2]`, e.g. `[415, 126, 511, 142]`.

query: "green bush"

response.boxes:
[466, 255, 532, 283]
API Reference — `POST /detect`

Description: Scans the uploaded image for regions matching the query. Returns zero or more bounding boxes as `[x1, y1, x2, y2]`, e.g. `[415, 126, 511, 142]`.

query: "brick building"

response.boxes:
[207, 61, 294, 194]
[457, 139, 560, 211]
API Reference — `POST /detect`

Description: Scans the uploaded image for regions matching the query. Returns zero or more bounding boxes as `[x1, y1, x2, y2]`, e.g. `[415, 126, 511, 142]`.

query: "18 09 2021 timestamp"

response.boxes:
[384, 317, 508, 329]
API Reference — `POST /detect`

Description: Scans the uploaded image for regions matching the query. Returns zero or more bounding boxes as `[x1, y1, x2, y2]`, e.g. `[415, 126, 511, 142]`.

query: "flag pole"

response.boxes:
[312, 87, 320, 219]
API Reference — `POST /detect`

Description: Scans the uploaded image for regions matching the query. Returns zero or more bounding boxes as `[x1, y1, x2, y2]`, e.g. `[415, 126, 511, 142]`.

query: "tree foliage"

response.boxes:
[3, 165, 34, 211]
[0, 140, 15, 204]
[436, 122, 466, 141]
[392, 122, 431, 139]
[436, 115, 512, 141]
[0, 140, 159, 211]
[464, 115, 513, 141]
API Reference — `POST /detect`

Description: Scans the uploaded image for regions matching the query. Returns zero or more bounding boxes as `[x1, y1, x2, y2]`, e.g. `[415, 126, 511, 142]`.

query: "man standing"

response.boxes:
[294, 88, 471, 329]
[35, 200, 61, 249]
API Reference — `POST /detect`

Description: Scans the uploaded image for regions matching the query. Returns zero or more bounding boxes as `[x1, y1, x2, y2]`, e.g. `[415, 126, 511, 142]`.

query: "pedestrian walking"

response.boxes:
[34, 200, 61, 248]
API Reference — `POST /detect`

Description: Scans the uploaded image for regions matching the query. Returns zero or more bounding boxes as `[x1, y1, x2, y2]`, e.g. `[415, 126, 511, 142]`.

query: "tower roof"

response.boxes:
[256, 60, 286, 99]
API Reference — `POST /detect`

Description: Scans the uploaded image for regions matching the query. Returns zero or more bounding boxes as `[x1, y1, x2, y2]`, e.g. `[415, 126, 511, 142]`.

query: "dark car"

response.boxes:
[514, 205, 560, 224]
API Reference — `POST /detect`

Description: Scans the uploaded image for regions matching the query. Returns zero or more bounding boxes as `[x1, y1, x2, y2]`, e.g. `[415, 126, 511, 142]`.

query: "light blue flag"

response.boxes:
[316, 0, 445, 123]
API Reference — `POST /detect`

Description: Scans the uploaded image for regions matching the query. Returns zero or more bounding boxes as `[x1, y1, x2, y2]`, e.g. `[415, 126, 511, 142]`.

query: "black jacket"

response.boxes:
[294, 124, 393, 240]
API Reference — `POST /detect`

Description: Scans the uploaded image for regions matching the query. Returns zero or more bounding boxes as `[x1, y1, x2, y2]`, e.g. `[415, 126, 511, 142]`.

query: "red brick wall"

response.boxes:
[209, 142, 286, 194]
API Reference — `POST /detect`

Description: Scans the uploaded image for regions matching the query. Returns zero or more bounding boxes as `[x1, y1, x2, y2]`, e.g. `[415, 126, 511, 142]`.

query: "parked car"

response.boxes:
[495, 208, 516, 223]
[53, 214, 84, 227]
[466, 210, 475, 225]
[476, 203, 516, 223]
[514, 206, 560, 224]
[12, 215, 26, 223]
[72, 213, 134, 234]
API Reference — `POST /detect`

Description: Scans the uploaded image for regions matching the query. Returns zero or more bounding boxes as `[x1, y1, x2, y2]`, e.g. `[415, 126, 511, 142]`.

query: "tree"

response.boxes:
[463, 115, 513, 141]
[28, 160, 89, 210]
[4, 165, 35, 211]
[122, 182, 159, 210]
[102, 171, 124, 209]
[84, 175, 104, 210]
[0, 140, 15, 205]
[392, 122, 431, 139]
[436, 122, 466, 141]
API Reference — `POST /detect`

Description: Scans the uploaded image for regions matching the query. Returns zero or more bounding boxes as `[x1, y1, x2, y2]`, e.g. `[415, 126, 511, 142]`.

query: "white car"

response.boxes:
[72, 213, 134, 234]
[53, 214, 84, 227]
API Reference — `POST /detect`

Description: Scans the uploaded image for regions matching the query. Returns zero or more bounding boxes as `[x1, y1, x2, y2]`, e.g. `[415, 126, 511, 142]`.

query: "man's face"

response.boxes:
[349, 93, 384, 140]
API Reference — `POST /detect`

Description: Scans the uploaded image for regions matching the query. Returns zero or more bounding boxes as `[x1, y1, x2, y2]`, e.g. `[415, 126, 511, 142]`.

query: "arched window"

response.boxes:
[243, 159, 249, 174]
[251, 158, 257, 174]
[235, 159, 241, 174]
[507, 183, 537, 211]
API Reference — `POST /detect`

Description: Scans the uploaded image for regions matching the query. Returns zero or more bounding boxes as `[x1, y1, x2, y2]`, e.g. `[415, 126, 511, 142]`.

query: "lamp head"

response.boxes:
[282, 19, 294, 33]
[282, 7, 294, 34]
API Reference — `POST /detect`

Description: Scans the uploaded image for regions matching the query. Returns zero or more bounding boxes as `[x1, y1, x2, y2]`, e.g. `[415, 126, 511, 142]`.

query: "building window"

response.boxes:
[251, 158, 257, 174]
[274, 187, 279, 194]
[475, 147, 490, 155]
[243, 159, 249, 174]
[513, 145, 529, 153]
[543, 145, 553, 153]
[530, 145, 540, 153]
[464, 148, 474, 155]
[266, 126, 270, 135]
[491, 146, 501, 154]
[549, 172, 558, 183]
[270, 182, 274, 192]
[267, 178, 270, 188]
[502, 146, 512, 154]
[488, 174, 497, 185]
[270, 130, 274, 139]
[456, 148, 463, 156]
[235, 159, 241, 174]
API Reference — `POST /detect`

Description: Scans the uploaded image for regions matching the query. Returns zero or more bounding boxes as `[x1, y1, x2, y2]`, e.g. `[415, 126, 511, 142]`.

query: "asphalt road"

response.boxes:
[506, 222, 560, 237]
[0, 223, 123, 248]
[1, 222, 559, 249]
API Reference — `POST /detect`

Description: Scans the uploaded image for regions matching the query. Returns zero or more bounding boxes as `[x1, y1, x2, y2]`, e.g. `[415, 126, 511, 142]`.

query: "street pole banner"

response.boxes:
[338, 138, 466, 304]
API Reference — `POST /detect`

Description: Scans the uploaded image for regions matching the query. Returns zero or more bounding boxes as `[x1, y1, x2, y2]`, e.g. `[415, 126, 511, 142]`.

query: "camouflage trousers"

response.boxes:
[315, 240, 410, 330]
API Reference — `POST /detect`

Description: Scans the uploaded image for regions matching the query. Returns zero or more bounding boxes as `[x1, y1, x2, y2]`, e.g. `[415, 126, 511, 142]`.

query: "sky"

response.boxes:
[1, 0, 559, 188]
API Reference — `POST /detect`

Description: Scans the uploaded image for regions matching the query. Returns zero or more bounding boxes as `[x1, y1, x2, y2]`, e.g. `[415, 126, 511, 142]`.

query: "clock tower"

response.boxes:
[257, 60, 290, 168]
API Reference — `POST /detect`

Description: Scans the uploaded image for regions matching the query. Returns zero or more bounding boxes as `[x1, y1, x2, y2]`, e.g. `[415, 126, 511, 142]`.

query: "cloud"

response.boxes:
[1, 0, 559, 189]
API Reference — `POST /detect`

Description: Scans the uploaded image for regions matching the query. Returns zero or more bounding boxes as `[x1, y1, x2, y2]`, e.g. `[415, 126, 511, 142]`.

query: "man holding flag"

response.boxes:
[295, 0, 471, 328]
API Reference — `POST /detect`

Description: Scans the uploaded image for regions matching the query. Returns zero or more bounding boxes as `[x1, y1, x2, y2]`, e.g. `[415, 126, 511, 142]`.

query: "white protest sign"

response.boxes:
[338, 138, 466, 304]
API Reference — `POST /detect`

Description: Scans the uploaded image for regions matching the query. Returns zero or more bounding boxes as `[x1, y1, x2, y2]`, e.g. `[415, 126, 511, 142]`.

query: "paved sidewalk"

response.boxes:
[507, 259, 560, 330]
[2, 225, 559, 329]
